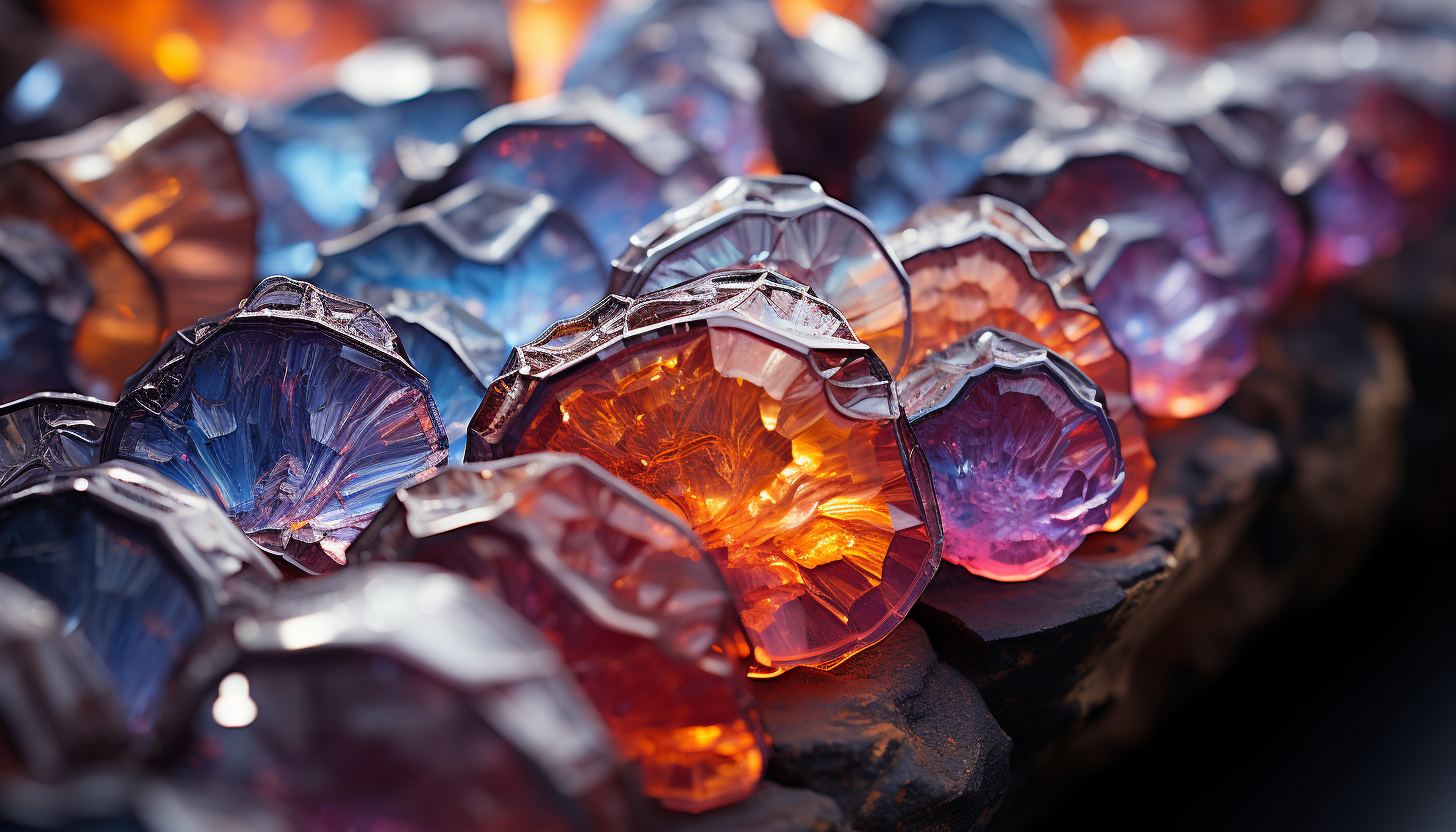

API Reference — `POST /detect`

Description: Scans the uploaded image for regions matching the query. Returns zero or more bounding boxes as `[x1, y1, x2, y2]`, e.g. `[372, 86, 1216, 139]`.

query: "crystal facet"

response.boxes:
[314, 178, 608, 348]
[889, 196, 1152, 531]
[102, 277, 448, 575]
[468, 269, 942, 676]
[424, 89, 723, 262]
[0, 393, 111, 494]
[168, 563, 633, 832]
[612, 175, 914, 372]
[0, 461, 279, 735]
[877, 0, 1055, 78]
[0, 219, 92, 400]
[900, 328, 1123, 581]
[352, 455, 768, 812]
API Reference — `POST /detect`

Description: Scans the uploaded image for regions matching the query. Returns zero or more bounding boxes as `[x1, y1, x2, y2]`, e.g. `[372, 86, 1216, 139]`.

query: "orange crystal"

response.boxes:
[890, 196, 1152, 532]
[468, 270, 942, 676]
[15, 95, 258, 333]
[0, 160, 163, 396]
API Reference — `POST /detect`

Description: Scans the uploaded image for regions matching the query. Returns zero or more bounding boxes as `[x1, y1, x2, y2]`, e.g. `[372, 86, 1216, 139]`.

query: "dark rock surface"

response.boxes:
[652, 782, 848, 832]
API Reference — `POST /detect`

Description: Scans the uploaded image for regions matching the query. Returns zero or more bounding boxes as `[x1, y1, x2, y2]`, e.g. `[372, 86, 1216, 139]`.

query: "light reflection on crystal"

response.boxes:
[0, 394, 111, 494]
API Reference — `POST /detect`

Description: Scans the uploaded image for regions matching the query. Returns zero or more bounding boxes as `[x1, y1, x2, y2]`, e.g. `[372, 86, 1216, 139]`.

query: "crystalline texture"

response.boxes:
[612, 175, 913, 372]
[102, 277, 447, 575]
[468, 270, 941, 676]
[899, 329, 1124, 581]
[0, 219, 91, 401]
[0, 393, 111, 494]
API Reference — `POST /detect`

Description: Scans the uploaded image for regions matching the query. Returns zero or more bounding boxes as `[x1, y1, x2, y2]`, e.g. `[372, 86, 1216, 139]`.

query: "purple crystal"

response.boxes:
[0, 218, 91, 400]
[167, 563, 633, 832]
[314, 179, 607, 348]
[899, 328, 1123, 581]
[101, 277, 448, 575]
[0, 393, 111, 494]
[425, 89, 723, 262]
[1302, 150, 1403, 282]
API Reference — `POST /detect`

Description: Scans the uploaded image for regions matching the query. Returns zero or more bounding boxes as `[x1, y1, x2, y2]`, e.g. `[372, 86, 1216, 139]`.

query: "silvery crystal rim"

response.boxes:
[468, 268, 901, 456]
[1079, 36, 1282, 125]
[982, 106, 1191, 177]
[1072, 213, 1168, 292]
[887, 194, 1091, 311]
[0, 392, 114, 419]
[0, 461, 283, 609]
[455, 87, 711, 178]
[351, 453, 737, 664]
[315, 177, 571, 266]
[0, 393, 114, 495]
[1239, 27, 1456, 112]
[228, 561, 618, 795]
[904, 47, 1067, 113]
[362, 288, 508, 386]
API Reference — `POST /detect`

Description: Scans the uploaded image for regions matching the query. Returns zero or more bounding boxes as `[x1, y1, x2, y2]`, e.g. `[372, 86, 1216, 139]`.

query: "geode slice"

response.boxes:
[314, 178, 606, 348]
[352, 454, 768, 812]
[0, 392, 111, 494]
[468, 269, 941, 677]
[0, 219, 91, 401]
[611, 174, 913, 372]
[0, 461, 279, 735]
[889, 195, 1152, 532]
[167, 563, 634, 832]
[899, 328, 1124, 581]
[102, 276, 448, 574]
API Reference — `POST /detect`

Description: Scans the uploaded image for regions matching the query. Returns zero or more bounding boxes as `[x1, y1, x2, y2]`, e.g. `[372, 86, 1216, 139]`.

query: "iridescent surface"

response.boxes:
[878, 0, 1053, 78]
[108, 327, 447, 573]
[243, 88, 490, 279]
[0, 493, 203, 734]
[1089, 237, 1255, 419]
[0, 219, 90, 401]
[903, 342, 1122, 581]
[490, 325, 938, 674]
[0, 395, 111, 494]
[359, 459, 767, 811]
[313, 184, 606, 347]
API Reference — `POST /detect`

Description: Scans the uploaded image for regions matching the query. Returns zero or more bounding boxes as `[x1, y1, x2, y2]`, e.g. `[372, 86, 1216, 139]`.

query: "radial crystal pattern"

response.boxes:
[102, 277, 447, 575]
[352, 455, 768, 812]
[890, 196, 1151, 531]
[0, 393, 111, 494]
[314, 179, 607, 349]
[612, 175, 913, 372]
[468, 270, 941, 676]
[900, 329, 1123, 581]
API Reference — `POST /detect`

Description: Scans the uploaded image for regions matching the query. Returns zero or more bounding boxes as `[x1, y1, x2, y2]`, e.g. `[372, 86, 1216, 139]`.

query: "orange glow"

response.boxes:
[508, 0, 601, 100]
[262, 0, 315, 37]
[153, 30, 204, 83]
[771, 0, 872, 37]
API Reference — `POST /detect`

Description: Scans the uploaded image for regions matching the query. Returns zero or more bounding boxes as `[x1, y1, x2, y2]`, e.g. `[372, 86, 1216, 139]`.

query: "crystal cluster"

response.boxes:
[352, 455, 768, 811]
[469, 270, 942, 676]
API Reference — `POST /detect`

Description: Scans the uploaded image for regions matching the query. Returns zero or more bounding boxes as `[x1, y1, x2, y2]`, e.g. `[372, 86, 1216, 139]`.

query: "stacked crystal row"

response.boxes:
[0, 0, 1454, 827]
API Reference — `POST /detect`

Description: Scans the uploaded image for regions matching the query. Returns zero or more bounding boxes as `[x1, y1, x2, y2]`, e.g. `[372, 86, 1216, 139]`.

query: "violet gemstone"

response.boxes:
[102, 277, 448, 575]
[0, 218, 91, 401]
[900, 329, 1123, 581]
[0, 462, 278, 735]
[167, 563, 633, 832]
[425, 89, 723, 262]
[313, 179, 607, 349]
[0, 393, 111, 494]
[1302, 150, 1403, 283]
[877, 0, 1054, 78]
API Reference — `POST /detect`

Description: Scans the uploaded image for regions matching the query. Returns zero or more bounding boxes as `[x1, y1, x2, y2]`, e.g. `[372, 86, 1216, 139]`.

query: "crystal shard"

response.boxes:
[352, 454, 768, 812]
[314, 178, 607, 348]
[468, 269, 941, 676]
[899, 329, 1123, 581]
[0, 393, 111, 494]
[167, 562, 633, 832]
[423, 89, 723, 262]
[0, 219, 91, 400]
[102, 276, 448, 575]
[889, 196, 1152, 531]
[0, 461, 279, 736]
[611, 175, 913, 372]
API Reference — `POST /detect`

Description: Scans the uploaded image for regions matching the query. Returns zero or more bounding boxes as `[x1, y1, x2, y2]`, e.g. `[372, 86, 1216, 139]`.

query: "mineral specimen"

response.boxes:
[467, 269, 942, 676]
[167, 562, 634, 832]
[0, 219, 92, 401]
[351, 454, 768, 812]
[102, 276, 448, 575]
[314, 178, 607, 348]
[611, 174, 913, 372]
[899, 328, 1123, 581]
[0, 392, 111, 494]
[0, 461, 279, 735]
[889, 195, 1152, 531]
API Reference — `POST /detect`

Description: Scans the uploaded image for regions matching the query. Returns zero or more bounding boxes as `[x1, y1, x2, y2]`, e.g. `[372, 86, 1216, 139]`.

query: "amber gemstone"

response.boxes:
[351, 455, 768, 812]
[467, 270, 942, 676]
[16, 94, 258, 333]
[0, 160, 163, 396]
[889, 196, 1151, 532]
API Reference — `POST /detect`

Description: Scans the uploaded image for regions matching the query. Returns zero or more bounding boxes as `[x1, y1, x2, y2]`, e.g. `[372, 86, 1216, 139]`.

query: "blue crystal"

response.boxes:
[314, 180, 608, 347]
[878, 0, 1053, 79]
[0, 393, 111, 494]
[0, 218, 91, 400]
[241, 87, 491, 279]
[0, 492, 202, 734]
